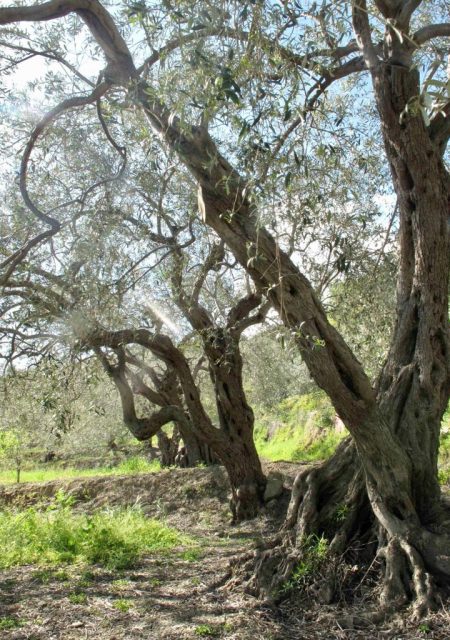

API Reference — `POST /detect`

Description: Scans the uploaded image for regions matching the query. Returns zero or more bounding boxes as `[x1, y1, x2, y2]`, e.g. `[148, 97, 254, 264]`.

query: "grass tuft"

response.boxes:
[113, 598, 133, 612]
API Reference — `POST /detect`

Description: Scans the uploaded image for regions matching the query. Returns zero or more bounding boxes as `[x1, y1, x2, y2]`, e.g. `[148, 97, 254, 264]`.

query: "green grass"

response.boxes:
[194, 624, 221, 637]
[254, 392, 344, 462]
[280, 534, 329, 595]
[68, 592, 88, 605]
[0, 456, 161, 485]
[0, 499, 191, 570]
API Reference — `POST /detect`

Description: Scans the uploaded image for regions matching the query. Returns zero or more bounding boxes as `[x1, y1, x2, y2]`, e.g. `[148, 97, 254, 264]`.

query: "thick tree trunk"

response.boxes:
[246, 15, 450, 615]
[175, 422, 217, 467]
[156, 427, 180, 467]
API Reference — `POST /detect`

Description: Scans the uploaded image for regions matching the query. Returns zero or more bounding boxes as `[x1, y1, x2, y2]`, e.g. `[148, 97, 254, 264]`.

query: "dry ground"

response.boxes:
[0, 463, 449, 640]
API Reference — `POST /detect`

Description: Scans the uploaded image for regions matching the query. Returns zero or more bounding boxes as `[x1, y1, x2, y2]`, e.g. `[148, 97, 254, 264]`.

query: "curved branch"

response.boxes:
[0, 228, 57, 286]
[0, 0, 136, 76]
[227, 292, 262, 329]
[94, 346, 184, 440]
[20, 82, 109, 230]
[233, 300, 271, 335]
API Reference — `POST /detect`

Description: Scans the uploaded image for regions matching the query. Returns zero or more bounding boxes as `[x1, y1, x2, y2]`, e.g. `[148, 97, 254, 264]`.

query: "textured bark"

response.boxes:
[247, 2, 450, 612]
[156, 427, 180, 467]
[91, 329, 262, 519]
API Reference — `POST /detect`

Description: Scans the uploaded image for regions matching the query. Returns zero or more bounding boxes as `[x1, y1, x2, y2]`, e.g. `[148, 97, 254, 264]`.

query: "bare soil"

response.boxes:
[0, 463, 449, 640]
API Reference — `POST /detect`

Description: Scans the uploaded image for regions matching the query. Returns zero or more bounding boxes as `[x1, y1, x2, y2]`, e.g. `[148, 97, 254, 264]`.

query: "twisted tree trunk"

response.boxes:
[244, 16, 450, 614]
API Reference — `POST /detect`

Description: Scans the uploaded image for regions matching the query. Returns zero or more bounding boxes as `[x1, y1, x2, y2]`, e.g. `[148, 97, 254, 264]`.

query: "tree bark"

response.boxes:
[206, 328, 266, 520]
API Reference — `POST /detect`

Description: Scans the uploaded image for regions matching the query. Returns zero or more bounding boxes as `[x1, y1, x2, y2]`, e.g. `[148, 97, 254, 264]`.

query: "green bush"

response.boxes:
[0, 497, 189, 570]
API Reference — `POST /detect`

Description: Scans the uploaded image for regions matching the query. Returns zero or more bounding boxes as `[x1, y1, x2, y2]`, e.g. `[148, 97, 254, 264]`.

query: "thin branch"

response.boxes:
[0, 39, 95, 86]
[19, 82, 109, 230]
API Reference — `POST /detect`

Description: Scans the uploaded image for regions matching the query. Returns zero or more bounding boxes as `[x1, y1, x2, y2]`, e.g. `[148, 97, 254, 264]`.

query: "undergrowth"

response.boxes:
[0, 491, 189, 570]
[280, 534, 329, 595]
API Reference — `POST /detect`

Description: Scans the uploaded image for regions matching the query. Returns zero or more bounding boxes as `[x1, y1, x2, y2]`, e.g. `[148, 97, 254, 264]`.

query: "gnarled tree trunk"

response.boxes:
[245, 3, 450, 615]
[207, 328, 266, 521]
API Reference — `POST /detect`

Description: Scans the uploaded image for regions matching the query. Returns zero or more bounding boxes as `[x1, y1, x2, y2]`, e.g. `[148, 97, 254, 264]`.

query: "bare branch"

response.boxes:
[232, 300, 271, 335]
[413, 23, 450, 46]
[227, 292, 262, 330]
[352, 0, 380, 70]
[398, 1, 424, 26]
[191, 242, 225, 304]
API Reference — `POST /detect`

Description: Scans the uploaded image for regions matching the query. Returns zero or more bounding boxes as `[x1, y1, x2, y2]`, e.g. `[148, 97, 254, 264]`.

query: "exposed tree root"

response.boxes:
[228, 442, 450, 620]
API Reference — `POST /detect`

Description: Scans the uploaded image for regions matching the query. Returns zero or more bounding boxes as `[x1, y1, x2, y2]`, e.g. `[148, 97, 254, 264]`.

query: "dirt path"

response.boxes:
[1, 465, 449, 639]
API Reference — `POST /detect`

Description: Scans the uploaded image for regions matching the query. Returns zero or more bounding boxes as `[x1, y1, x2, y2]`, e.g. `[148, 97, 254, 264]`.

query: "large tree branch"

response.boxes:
[413, 23, 450, 46]
[0, 0, 136, 77]
[227, 292, 261, 326]
[96, 347, 184, 440]
[170, 249, 213, 332]
[352, 0, 380, 70]
[89, 329, 226, 449]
